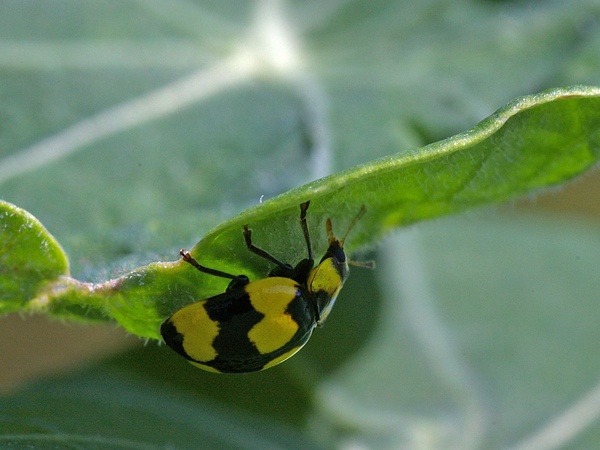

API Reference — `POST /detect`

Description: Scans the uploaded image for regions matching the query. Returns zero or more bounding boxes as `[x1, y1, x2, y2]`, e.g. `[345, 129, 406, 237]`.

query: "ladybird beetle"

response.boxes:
[160, 201, 365, 373]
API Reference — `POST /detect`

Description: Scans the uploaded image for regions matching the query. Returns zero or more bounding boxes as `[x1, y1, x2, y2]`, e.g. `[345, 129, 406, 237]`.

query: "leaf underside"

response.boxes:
[1, 86, 598, 339]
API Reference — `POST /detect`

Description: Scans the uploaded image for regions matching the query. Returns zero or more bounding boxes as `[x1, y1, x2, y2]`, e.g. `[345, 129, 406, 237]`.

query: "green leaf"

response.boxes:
[3, 213, 600, 448]
[2, 0, 599, 276]
[3, 86, 599, 338]
[0, 367, 322, 449]
[1, 2, 599, 447]
[0, 200, 69, 314]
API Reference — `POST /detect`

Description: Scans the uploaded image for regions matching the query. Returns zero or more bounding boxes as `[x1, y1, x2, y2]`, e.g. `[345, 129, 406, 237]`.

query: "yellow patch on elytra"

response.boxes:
[169, 302, 219, 362]
[246, 277, 300, 354]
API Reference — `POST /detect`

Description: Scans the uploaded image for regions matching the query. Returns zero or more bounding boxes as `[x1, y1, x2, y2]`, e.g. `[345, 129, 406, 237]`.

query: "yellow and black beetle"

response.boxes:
[161, 201, 365, 373]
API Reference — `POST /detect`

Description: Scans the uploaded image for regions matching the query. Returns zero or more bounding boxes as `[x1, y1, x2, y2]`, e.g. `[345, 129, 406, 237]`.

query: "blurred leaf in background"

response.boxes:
[1, 0, 600, 448]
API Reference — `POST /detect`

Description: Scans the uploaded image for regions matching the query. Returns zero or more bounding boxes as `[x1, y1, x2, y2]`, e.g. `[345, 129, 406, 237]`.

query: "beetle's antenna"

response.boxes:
[349, 259, 375, 269]
[325, 218, 336, 245]
[340, 205, 366, 247]
[332, 205, 373, 269]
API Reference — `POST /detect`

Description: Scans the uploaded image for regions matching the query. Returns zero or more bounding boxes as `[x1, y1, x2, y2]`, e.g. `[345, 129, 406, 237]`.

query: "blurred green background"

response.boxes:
[1, 0, 600, 448]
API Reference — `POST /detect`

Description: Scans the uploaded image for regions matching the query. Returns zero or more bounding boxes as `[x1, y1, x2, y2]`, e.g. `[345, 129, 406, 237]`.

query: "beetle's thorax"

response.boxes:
[306, 240, 349, 326]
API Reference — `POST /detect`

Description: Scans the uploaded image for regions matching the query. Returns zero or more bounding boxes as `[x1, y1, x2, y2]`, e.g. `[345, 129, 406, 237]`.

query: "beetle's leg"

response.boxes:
[242, 227, 292, 271]
[180, 250, 249, 284]
[299, 201, 314, 264]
